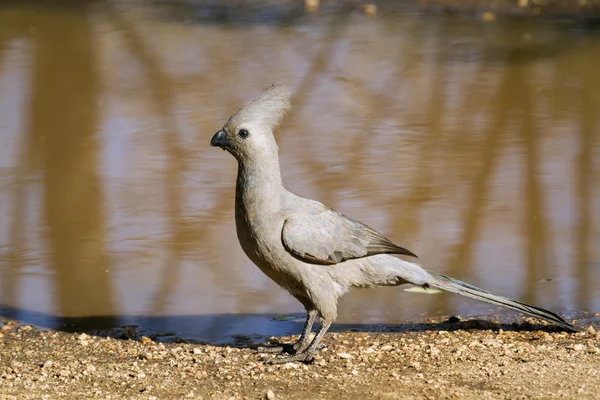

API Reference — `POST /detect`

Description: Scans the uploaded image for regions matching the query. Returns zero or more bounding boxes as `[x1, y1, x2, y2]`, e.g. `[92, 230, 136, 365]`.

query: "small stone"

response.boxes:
[18, 325, 33, 332]
[337, 352, 353, 359]
[194, 371, 207, 379]
[266, 389, 276, 400]
[381, 345, 393, 351]
[448, 316, 461, 324]
[573, 344, 585, 352]
[304, 0, 319, 13]
[140, 336, 153, 345]
[481, 12, 496, 21]
[193, 348, 202, 355]
[586, 326, 596, 335]
[42, 360, 53, 369]
[360, 4, 377, 16]
[542, 333, 554, 342]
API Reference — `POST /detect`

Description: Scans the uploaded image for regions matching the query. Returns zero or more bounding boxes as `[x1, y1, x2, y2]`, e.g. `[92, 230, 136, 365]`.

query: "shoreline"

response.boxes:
[406, 0, 600, 19]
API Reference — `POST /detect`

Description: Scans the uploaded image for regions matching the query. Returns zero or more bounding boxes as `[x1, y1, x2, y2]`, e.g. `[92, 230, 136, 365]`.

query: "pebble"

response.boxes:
[542, 333, 554, 342]
[482, 12, 496, 21]
[141, 336, 153, 345]
[304, 0, 318, 13]
[360, 4, 377, 16]
[266, 389, 276, 400]
[586, 326, 596, 335]
[587, 346, 600, 354]
[18, 325, 33, 332]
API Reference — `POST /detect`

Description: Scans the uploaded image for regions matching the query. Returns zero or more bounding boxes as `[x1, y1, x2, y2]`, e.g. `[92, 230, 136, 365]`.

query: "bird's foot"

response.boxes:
[263, 343, 326, 364]
[265, 350, 315, 365]
[256, 343, 296, 354]
[293, 341, 326, 354]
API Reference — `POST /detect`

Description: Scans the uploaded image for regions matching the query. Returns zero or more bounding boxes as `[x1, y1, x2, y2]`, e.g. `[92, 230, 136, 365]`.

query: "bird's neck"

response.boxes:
[236, 158, 284, 206]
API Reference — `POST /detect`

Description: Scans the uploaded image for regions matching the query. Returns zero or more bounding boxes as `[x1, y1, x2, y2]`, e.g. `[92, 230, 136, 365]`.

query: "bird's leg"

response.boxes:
[257, 310, 318, 354]
[265, 318, 332, 364]
[291, 309, 318, 353]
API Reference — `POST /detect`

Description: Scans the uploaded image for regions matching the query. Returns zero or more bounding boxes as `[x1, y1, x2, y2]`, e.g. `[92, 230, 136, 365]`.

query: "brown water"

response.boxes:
[0, 1, 599, 341]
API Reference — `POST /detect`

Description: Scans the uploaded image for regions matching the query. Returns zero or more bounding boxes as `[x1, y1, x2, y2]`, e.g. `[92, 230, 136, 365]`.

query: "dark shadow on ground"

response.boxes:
[0, 305, 588, 349]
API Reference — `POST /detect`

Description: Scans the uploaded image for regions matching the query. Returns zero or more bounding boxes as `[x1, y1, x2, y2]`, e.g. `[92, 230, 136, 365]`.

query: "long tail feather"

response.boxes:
[426, 271, 579, 332]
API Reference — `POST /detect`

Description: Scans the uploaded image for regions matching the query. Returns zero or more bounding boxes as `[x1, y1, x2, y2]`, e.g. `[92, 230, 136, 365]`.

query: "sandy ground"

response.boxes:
[1, 316, 599, 399]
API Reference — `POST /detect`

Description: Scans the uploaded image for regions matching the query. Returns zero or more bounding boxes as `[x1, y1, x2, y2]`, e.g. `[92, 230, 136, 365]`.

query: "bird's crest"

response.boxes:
[227, 84, 291, 131]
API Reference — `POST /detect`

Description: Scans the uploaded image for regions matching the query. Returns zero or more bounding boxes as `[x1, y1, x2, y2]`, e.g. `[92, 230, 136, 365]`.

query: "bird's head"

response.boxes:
[210, 84, 291, 163]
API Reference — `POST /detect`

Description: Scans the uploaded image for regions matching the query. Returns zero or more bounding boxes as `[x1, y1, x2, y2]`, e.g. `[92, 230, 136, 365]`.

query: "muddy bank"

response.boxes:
[409, 0, 600, 19]
[1, 316, 599, 399]
[152, 0, 600, 21]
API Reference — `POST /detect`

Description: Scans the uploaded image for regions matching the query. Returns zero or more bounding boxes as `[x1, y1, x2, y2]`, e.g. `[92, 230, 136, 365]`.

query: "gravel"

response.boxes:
[0, 316, 599, 399]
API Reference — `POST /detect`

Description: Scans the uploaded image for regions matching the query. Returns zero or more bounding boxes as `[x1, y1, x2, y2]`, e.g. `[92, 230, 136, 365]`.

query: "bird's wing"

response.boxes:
[281, 209, 417, 265]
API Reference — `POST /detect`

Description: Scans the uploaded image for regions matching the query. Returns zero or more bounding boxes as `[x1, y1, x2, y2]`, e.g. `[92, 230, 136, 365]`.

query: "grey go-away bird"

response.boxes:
[210, 84, 578, 364]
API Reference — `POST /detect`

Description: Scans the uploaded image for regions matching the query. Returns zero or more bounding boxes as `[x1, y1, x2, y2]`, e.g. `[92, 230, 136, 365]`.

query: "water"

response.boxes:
[0, 1, 599, 342]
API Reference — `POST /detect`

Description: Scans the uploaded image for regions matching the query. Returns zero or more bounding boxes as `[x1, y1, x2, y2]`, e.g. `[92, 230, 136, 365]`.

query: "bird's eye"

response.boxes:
[238, 129, 249, 139]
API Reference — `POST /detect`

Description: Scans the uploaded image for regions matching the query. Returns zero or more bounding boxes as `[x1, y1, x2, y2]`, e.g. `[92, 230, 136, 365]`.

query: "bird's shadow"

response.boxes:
[0, 304, 581, 349]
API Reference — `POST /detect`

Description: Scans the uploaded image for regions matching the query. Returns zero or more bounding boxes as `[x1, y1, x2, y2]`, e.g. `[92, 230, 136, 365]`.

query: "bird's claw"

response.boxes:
[265, 351, 315, 365]
[257, 346, 284, 353]
[256, 343, 295, 354]
[257, 341, 325, 357]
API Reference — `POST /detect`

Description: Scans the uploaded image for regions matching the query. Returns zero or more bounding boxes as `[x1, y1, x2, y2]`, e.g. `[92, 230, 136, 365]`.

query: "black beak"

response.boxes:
[210, 130, 229, 149]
